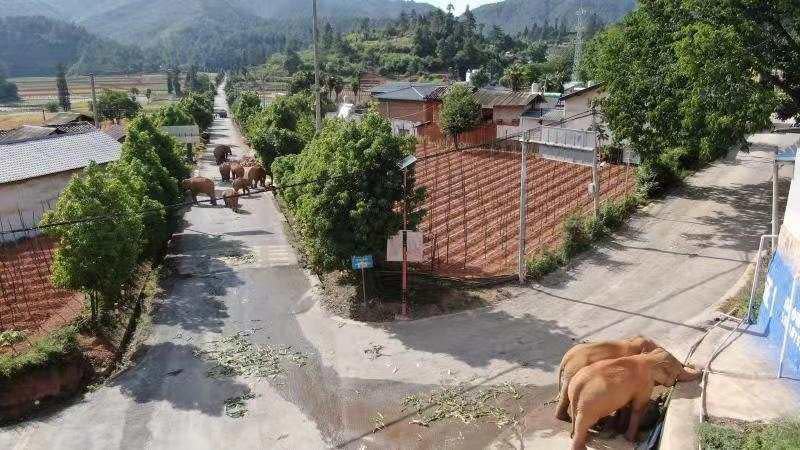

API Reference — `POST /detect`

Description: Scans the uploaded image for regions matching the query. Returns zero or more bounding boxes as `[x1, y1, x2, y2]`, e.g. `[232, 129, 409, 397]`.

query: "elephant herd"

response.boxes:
[180, 144, 269, 212]
[555, 336, 701, 450]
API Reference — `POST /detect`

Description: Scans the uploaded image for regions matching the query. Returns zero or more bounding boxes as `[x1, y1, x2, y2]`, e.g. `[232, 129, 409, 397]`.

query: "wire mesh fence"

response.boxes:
[412, 134, 636, 279]
[0, 202, 82, 355]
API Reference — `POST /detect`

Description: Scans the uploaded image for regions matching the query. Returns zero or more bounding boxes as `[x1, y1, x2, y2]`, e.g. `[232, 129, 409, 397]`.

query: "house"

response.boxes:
[559, 83, 605, 130]
[371, 82, 446, 136]
[102, 123, 127, 143]
[0, 130, 122, 233]
[0, 123, 95, 145]
[43, 112, 94, 127]
[472, 88, 543, 137]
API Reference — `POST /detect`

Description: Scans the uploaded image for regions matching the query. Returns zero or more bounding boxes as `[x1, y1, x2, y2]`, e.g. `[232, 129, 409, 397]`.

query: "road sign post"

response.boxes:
[351, 255, 374, 308]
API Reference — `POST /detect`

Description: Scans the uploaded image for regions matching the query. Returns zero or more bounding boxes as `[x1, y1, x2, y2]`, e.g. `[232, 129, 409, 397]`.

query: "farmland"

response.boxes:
[9, 73, 170, 104]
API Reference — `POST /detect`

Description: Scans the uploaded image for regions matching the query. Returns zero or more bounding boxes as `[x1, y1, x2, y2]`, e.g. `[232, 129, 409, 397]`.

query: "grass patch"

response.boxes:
[698, 419, 800, 450]
[0, 324, 80, 380]
[527, 195, 640, 280]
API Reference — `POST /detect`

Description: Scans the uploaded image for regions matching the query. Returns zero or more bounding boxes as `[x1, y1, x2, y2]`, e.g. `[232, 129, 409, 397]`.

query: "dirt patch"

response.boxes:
[320, 270, 514, 322]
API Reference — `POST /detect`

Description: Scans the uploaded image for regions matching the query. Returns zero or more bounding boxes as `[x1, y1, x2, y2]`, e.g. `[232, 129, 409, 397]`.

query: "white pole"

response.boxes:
[778, 276, 797, 378]
[518, 131, 529, 284]
[773, 157, 780, 251]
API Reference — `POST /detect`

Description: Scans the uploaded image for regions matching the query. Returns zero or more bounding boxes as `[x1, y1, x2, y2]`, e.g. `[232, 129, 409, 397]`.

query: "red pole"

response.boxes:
[401, 168, 409, 318]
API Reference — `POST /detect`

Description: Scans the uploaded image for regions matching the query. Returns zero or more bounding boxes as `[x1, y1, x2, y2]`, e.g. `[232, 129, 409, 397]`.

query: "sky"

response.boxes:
[421, 0, 498, 15]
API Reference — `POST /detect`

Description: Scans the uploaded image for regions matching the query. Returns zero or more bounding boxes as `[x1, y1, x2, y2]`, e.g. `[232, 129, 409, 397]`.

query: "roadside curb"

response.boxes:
[659, 261, 755, 450]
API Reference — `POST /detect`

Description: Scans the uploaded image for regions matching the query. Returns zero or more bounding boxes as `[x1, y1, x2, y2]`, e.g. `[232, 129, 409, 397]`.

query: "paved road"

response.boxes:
[1, 82, 792, 449]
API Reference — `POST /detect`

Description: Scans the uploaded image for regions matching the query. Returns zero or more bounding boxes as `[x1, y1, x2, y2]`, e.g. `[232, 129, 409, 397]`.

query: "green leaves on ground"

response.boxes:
[195, 331, 307, 379]
[272, 111, 425, 272]
[401, 382, 522, 428]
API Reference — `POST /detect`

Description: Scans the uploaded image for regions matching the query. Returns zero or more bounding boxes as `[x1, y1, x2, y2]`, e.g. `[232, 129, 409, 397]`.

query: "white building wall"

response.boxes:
[0, 170, 77, 238]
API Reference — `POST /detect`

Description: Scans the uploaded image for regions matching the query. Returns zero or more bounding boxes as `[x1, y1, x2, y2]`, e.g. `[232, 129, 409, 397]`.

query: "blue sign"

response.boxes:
[351, 255, 374, 270]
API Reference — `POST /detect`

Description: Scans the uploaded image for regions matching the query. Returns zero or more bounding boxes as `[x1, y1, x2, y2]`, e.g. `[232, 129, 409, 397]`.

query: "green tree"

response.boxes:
[0, 73, 20, 103]
[469, 69, 490, 88]
[350, 77, 360, 103]
[686, 0, 800, 121]
[95, 89, 141, 122]
[584, 0, 775, 196]
[45, 101, 59, 112]
[232, 91, 262, 127]
[284, 49, 302, 74]
[153, 102, 194, 127]
[126, 115, 191, 181]
[178, 92, 214, 130]
[271, 112, 425, 271]
[41, 162, 143, 325]
[55, 63, 71, 111]
[289, 71, 315, 94]
[439, 84, 481, 150]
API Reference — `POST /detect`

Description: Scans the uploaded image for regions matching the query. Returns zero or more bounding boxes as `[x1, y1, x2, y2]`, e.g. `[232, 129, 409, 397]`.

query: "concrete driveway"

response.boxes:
[0, 83, 789, 450]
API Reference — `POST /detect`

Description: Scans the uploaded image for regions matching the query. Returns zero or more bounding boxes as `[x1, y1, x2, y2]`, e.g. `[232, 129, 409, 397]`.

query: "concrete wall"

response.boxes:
[0, 170, 77, 238]
[564, 90, 605, 131]
[493, 105, 525, 126]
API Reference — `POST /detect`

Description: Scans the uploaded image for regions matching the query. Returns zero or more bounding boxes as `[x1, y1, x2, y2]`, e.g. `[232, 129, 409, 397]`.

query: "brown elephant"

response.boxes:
[568, 348, 701, 450]
[230, 162, 245, 180]
[245, 165, 267, 188]
[181, 177, 217, 205]
[555, 336, 658, 421]
[222, 189, 239, 211]
[219, 162, 232, 182]
[214, 145, 232, 165]
[232, 178, 251, 194]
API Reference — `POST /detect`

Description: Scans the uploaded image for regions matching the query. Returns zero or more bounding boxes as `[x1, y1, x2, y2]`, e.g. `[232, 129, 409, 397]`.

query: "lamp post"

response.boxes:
[398, 154, 417, 320]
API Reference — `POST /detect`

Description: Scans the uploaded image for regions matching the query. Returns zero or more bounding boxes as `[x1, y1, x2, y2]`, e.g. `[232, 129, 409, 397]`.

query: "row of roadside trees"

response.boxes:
[40, 74, 217, 326]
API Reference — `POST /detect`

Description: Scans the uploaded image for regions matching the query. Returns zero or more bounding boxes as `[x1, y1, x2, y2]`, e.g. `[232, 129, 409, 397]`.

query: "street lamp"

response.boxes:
[397, 154, 417, 319]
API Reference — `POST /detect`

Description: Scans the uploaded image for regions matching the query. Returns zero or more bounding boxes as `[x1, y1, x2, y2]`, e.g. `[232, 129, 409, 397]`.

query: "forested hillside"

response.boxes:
[471, 0, 636, 34]
[0, 16, 155, 76]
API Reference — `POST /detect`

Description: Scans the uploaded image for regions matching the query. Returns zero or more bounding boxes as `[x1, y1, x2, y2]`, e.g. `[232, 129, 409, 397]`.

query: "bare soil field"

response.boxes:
[9, 73, 169, 102]
[413, 132, 636, 278]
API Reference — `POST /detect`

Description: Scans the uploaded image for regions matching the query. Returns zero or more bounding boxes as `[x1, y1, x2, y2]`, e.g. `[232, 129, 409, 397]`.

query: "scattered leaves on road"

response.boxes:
[218, 249, 257, 266]
[224, 392, 256, 418]
[195, 330, 308, 379]
[370, 412, 387, 433]
[401, 382, 522, 428]
[363, 343, 385, 360]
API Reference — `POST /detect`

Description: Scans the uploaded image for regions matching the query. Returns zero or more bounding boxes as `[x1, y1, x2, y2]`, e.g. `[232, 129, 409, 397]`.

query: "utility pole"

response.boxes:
[773, 153, 780, 251]
[312, 0, 322, 132]
[518, 130, 529, 284]
[401, 167, 409, 317]
[89, 73, 99, 129]
[590, 108, 600, 218]
[41, 109, 46, 125]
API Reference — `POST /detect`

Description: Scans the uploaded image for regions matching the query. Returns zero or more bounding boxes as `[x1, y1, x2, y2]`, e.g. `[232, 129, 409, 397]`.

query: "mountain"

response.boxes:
[0, 0, 438, 44]
[0, 16, 154, 76]
[470, 0, 637, 34]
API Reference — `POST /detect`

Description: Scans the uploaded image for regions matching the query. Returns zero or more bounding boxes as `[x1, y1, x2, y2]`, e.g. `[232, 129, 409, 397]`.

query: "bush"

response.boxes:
[0, 324, 79, 380]
[45, 101, 60, 112]
[152, 102, 194, 127]
[527, 250, 564, 280]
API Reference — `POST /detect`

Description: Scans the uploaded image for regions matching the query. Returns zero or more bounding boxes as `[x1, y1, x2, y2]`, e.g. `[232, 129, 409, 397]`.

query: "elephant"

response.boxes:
[222, 189, 239, 211]
[219, 162, 232, 182]
[232, 178, 251, 194]
[568, 348, 702, 450]
[245, 165, 267, 188]
[555, 336, 658, 421]
[214, 145, 232, 165]
[230, 162, 245, 180]
[181, 177, 217, 205]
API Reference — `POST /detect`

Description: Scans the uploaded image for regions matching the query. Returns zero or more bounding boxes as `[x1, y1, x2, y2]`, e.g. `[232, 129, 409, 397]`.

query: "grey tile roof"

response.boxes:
[103, 124, 126, 142]
[43, 112, 94, 126]
[0, 131, 121, 184]
[374, 83, 446, 101]
[0, 125, 59, 144]
[473, 89, 542, 108]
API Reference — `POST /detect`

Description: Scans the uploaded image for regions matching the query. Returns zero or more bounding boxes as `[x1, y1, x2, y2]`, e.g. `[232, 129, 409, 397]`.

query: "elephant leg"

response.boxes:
[192, 194, 198, 204]
[210, 194, 217, 205]
[625, 394, 650, 442]
[555, 378, 571, 421]
[571, 412, 591, 450]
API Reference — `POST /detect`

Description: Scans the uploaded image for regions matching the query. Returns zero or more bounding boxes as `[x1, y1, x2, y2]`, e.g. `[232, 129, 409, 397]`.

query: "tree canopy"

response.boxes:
[584, 0, 776, 195]
[272, 111, 425, 271]
[439, 84, 482, 148]
[94, 89, 141, 121]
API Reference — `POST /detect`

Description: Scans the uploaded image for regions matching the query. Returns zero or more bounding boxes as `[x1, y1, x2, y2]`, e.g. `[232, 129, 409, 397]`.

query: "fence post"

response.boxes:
[518, 131, 530, 284]
[591, 110, 600, 218]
